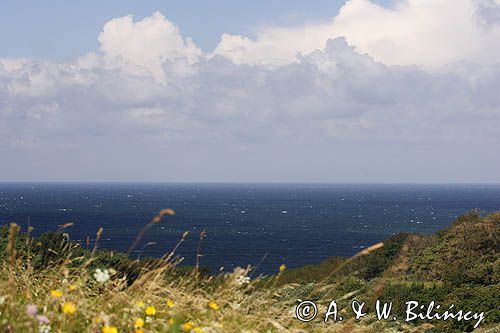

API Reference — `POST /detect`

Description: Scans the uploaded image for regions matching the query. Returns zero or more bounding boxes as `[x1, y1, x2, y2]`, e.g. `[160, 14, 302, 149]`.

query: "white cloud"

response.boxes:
[1, 4, 500, 181]
[213, 0, 500, 68]
[98, 11, 202, 82]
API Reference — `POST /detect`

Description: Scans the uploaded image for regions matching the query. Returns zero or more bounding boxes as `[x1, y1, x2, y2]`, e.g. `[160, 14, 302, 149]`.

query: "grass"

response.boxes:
[0, 209, 498, 332]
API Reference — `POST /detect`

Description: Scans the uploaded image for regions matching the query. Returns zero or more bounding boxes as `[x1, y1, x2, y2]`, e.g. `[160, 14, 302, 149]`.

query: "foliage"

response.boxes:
[0, 210, 498, 332]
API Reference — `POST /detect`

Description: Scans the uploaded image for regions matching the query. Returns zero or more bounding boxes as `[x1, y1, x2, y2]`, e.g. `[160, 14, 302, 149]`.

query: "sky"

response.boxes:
[1, 0, 393, 60]
[1, 0, 500, 183]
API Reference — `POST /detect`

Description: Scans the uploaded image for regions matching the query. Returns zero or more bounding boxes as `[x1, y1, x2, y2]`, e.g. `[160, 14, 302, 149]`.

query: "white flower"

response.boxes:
[236, 275, 250, 286]
[198, 327, 215, 333]
[145, 316, 153, 323]
[93, 268, 111, 283]
[38, 324, 51, 333]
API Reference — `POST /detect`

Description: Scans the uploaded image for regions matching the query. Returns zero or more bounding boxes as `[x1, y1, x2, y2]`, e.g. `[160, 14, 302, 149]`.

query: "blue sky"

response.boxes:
[1, 0, 500, 182]
[0, 0, 390, 60]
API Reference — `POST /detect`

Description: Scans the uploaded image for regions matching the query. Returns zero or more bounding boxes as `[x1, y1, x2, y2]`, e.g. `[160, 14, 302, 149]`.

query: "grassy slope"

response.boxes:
[0, 210, 498, 332]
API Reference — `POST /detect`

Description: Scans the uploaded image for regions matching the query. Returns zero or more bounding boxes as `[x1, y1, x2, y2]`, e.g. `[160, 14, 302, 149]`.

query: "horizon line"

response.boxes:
[1, 180, 500, 185]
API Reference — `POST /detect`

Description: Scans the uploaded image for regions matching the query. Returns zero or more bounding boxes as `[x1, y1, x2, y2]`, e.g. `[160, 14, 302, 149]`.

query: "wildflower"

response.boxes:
[93, 268, 111, 283]
[68, 284, 77, 292]
[135, 330, 144, 333]
[62, 302, 76, 315]
[279, 264, 286, 273]
[36, 315, 50, 325]
[208, 301, 219, 310]
[145, 306, 156, 316]
[50, 290, 63, 298]
[181, 321, 194, 331]
[102, 326, 118, 333]
[166, 299, 175, 308]
[26, 304, 38, 317]
[136, 301, 145, 308]
[236, 275, 250, 286]
[193, 327, 203, 332]
[134, 318, 144, 329]
[39, 324, 51, 333]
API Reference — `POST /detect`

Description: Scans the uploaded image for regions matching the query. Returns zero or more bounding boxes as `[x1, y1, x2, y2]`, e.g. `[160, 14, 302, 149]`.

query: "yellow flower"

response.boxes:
[135, 330, 144, 333]
[62, 302, 76, 315]
[68, 284, 77, 292]
[181, 321, 194, 331]
[166, 299, 175, 308]
[208, 301, 219, 310]
[193, 327, 203, 333]
[134, 318, 144, 329]
[136, 301, 145, 308]
[279, 264, 286, 273]
[145, 306, 156, 316]
[102, 326, 118, 333]
[50, 289, 63, 298]
[168, 318, 174, 325]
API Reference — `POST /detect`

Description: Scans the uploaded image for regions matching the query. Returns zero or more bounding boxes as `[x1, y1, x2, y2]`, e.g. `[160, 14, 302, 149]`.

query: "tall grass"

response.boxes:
[0, 210, 323, 333]
[1, 210, 498, 332]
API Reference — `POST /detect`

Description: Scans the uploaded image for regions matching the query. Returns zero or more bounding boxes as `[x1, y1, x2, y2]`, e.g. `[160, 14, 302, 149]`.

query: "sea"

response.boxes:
[1, 183, 499, 275]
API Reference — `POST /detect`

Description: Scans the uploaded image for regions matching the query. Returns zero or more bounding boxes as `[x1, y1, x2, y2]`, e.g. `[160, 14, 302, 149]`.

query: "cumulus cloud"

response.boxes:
[1, 1, 500, 181]
[98, 11, 202, 82]
[213, 0, 500, 68]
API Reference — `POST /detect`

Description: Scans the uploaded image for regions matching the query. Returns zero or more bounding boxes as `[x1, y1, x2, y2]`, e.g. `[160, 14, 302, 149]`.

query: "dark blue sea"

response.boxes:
[1, 183, 499, 274]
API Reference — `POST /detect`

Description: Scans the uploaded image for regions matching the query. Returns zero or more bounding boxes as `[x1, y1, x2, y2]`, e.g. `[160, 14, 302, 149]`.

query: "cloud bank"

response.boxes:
[1, 1, 500, 181]
[213, 0, 500, 67]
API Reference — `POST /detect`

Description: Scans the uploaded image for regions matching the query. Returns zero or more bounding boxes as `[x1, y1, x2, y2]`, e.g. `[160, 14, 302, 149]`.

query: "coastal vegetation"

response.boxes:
[0, 210, 498, 332]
